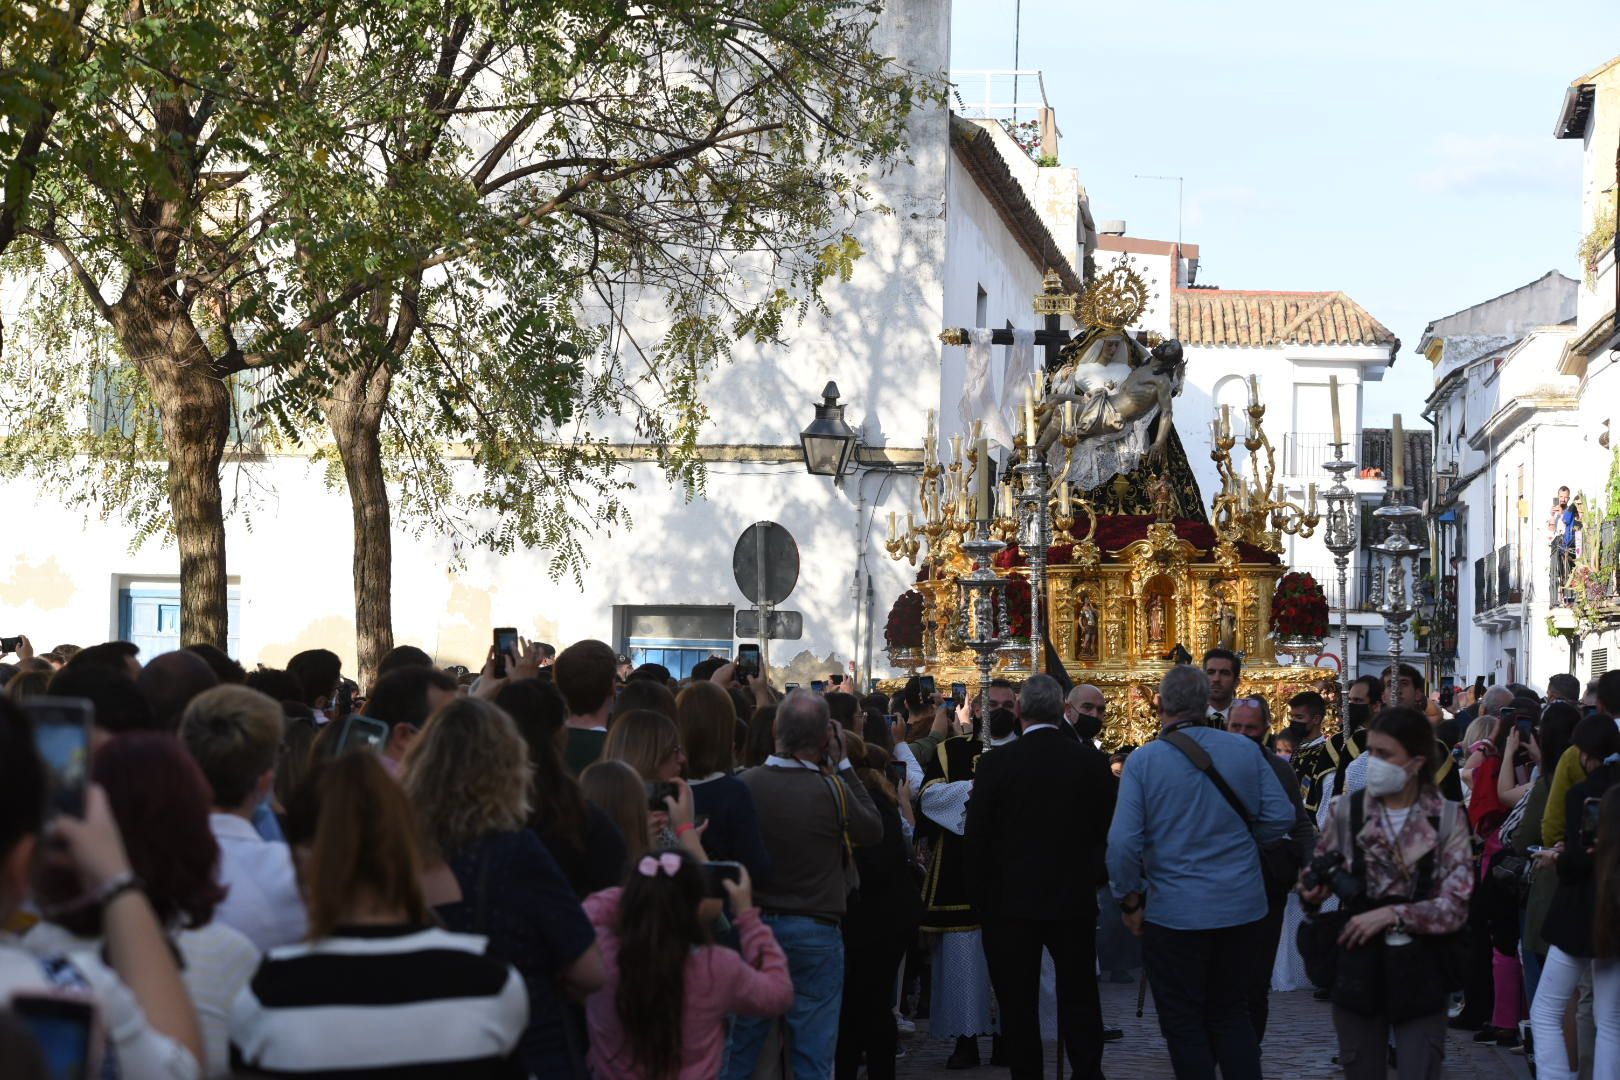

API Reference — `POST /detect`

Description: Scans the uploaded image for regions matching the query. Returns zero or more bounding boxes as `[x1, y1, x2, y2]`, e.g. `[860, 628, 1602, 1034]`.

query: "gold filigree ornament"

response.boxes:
[1078, 257, 1153, 332]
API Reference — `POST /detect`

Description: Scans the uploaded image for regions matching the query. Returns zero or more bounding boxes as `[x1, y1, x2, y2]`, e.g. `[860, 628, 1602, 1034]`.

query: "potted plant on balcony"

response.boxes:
[885, 589, 926, 671]
[1270, 571, 1329, 658]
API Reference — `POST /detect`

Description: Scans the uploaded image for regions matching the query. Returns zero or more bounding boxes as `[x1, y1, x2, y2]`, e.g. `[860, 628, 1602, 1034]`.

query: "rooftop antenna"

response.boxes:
[1134, 173, 1185, 252]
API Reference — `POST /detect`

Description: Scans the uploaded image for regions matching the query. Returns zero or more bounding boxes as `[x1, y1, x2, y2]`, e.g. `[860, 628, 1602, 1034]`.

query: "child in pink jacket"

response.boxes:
[584, 850, 793, 1079]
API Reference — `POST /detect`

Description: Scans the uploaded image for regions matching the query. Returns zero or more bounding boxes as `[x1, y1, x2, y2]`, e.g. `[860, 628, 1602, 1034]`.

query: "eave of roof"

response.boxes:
[1172, 288, 1399, 355]
[949, 114, 1082, 295]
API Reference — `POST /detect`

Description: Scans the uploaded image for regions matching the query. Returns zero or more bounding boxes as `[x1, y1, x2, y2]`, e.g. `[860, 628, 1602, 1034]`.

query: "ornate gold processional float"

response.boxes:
[883, 263, 1338, 749]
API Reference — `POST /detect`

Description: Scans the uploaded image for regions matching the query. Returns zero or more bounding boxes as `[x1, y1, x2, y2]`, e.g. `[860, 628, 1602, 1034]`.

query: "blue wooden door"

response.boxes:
[119, 587, 240, 660]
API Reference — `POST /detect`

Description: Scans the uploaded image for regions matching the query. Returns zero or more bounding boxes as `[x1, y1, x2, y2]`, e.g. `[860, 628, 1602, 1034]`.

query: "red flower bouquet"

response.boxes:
[1269, 572, 1330, 639]
[994, 543, 1029, 570]
[885, 590, 926, 650]
[997, 575, 1033, 640]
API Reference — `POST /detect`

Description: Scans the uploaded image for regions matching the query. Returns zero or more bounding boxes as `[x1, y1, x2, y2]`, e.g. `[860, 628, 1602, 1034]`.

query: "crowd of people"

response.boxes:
[0, 631, 1618, 1079]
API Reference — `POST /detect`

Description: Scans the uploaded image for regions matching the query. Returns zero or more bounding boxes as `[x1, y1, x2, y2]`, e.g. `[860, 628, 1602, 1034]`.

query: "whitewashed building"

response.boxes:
[1, 6, 1105, 687]
[1421, 272, 1580, 692]
[1545, 54, 1620, 684]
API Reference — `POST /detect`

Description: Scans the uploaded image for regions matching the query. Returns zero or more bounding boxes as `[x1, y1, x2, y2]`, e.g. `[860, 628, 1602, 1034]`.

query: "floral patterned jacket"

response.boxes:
[1315, 787, 1473, 935]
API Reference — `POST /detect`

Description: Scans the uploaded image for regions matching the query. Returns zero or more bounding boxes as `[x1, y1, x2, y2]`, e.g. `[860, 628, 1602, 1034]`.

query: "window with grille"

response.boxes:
[1593, 648, 1609, 677]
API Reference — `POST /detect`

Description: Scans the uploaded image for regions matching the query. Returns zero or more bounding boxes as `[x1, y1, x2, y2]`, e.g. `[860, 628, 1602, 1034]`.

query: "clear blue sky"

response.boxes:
[948, 0, 1617, 425]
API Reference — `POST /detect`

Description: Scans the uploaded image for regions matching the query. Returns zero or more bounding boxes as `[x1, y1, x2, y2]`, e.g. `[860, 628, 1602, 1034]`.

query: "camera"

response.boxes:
[1300, 851, 1365, 904]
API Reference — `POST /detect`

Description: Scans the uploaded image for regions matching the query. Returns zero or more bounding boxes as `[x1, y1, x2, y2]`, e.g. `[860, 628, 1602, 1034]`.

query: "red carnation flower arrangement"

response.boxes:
[994, 543, 1029, 570]
[885, 589, 926, 650]
[1269, 571, 1330, 639]
[995, 575, 1033, 640]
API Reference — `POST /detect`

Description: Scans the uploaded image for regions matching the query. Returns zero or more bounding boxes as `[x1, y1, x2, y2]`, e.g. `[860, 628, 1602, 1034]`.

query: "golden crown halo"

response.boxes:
[1079, 257, 1153, 331]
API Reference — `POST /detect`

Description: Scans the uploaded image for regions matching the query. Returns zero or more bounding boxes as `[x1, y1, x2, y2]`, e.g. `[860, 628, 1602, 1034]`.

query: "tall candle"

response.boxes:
[1392, 414, 1405, 488]
[1328, 375, 1342, 445]
[1307, 483, 1318, 514]
[907, 511, 915, 535]
[1220, 405, 1232, 437]
[1058, 482, 1071, 517]
[950, 434, 963, 464]
[975, 438, 991, 520]
[888, 511, 898, 540]
[1247, 374, 1259, 407]
[971, 418, 983, 443]
[1063, 400, 1076, 435]
[1023, 384, 1037, 446]
[1275, 483, 1284, 506]
[998, 482, 1014, 519]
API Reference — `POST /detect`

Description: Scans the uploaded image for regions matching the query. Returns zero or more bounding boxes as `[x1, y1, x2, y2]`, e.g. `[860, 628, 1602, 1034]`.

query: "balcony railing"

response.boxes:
[1282, 432, 1344, 476]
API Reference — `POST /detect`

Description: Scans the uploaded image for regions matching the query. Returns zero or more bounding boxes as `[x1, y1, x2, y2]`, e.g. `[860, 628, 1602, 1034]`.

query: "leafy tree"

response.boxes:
[0, 0, 930, 678]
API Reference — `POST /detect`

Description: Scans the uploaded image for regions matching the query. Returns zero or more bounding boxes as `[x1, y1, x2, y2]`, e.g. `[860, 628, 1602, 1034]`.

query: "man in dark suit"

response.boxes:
[964, 673, 1115, 1080]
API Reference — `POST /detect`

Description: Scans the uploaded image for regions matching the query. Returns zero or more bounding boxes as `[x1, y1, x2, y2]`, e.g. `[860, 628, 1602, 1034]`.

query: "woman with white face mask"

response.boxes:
[1300, 707, 1474, 1080]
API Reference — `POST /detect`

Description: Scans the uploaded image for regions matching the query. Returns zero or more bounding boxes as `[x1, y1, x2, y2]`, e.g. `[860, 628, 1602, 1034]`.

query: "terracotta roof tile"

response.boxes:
[1172, 290, 1397, 349]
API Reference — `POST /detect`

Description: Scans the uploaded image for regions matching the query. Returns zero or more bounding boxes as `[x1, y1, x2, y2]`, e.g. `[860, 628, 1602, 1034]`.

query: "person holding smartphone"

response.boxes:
[1529, 715, 1620, 1080]
[582, 850, 791, 1078]
[0, 698, 205, 1079]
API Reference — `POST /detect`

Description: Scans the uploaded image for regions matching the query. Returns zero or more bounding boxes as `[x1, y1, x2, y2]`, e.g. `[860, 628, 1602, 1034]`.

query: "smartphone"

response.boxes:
[1515, 718, 1535, 742]
[829, 673, 844, 687]
[492, 627, 518, 678]
[335, 679, 355, 720]
[1583, 797, 1602, 844]
[810, 680, 826, 693]
[951, 681, 967, 705]
[885, 759, 909, 787]
[703, 860, 744, 899]
[736, 643, 761, 679]
[1346, 702, 1370, 730]
[12, 992, 99, 1080]
[1, 635, 21, 655]
[785, 682, 800, 691]
[919, 674, 937, 699]
[24, 698, 92, 818]
[645, 781, 679, 813]
[868, 678, 880, 694]
[335, 714, 391, 756]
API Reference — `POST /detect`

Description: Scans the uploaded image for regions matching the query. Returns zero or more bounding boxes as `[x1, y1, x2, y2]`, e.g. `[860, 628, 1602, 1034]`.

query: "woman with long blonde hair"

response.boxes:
[403, 696, 605, 1077]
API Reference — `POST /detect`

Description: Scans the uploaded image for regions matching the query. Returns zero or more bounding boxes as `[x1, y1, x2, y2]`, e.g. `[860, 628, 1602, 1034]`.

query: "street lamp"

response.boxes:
[799, 381, 859, 479]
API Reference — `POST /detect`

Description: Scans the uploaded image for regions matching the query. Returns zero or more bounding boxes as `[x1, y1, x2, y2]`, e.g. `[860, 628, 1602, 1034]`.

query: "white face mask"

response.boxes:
[1364, 755, 1413, 797]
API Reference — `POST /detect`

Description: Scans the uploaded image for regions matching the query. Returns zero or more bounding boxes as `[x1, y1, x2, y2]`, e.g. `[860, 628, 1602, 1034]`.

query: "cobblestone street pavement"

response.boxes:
[894, 981, 1533, 1078]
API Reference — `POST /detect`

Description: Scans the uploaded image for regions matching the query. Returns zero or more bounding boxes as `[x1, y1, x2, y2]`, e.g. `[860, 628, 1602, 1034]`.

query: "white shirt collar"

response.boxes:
[1021, 723, 1059, 735]
[210, 812, 264, 841]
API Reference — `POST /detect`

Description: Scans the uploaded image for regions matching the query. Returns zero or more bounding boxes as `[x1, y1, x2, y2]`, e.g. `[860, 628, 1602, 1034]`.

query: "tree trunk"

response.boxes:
[326, 362, 394, 688]
[116, 281, 233, 650]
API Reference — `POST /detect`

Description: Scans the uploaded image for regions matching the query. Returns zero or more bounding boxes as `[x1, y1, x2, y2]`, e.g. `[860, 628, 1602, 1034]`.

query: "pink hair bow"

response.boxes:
[637, 852, 682, 878]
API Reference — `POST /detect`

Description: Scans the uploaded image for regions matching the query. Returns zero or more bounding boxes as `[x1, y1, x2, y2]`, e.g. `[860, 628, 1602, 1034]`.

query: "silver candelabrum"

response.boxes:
[1321, 444, 1359, 720]
[1372, 488, 1426, 687]
[1014, 444, 1051, 673]
[957, 519, 1009, 751]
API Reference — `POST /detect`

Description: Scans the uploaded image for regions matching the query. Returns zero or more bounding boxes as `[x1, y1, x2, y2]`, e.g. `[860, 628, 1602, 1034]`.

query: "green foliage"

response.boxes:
[1, 0, 933, 596]
[1580, 203, 1616, 288]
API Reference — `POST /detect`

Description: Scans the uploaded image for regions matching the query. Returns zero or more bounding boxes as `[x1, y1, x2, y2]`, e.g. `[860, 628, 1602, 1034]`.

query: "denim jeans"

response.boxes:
[726, 915, 845, 1080]
[1141, 918, 1265, 1080]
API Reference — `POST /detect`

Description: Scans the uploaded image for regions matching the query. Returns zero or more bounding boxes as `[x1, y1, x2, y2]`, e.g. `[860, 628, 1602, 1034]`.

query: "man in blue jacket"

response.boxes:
[1106, 664, 1294, 1080]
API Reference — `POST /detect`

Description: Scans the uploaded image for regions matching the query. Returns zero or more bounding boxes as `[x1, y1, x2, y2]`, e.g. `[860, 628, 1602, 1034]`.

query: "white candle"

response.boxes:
[998, 482, 1013, 519]
[1392, 414, 1405, 488]
[950, 434, 963, 464]
[1058, 483, 1071, 517]
[1023, 384, 1037, 445]
[1220, 405, 1231, 437]
[971, 418, 983, 443]
[1247, 374, 1259, 407]
[1307, 483, 1318, 514]
[1275, 483, 1284, 505]
[889, 512, 898, 540]
[976, 438, 991, 519]
[1063, 400, 1075, 435]
[907, 511, 915, 535]
[1328, 375, 1342, 445]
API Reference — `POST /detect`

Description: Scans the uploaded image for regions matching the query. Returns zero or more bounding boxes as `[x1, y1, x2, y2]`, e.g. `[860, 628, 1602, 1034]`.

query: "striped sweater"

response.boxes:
[229, 924, 528, 1077]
